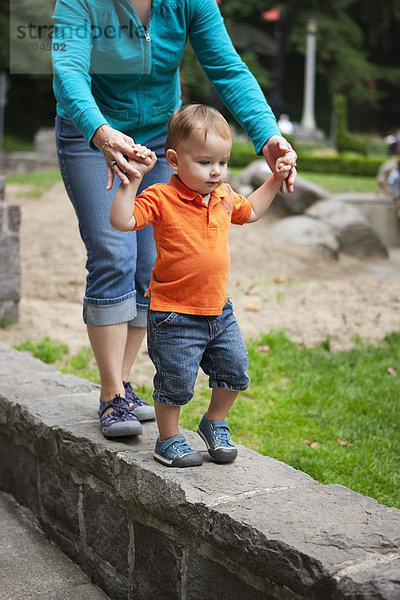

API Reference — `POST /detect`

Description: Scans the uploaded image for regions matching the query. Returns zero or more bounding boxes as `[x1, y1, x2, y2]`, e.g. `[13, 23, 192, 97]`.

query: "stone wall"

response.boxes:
[3, 128, 58, 174]
[0, 343, 399, 600]
[0, 176, 21, 325]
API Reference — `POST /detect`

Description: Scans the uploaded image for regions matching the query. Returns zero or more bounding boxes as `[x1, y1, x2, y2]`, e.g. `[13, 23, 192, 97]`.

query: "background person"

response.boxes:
[387, 141, 400, 217]
[52, 0, 297, 437]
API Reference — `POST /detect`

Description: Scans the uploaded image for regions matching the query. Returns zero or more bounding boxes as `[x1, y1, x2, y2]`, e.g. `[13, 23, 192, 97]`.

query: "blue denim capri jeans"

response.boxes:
[147, 299, 250, 406]
[55, 115, 172, 327]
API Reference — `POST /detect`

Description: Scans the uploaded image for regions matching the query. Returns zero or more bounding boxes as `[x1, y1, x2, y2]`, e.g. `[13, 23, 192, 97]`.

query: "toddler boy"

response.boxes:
[110, 104, 295, 467]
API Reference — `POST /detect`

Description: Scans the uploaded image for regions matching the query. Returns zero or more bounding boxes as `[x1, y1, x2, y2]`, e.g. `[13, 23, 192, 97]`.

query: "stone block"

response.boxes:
[334, 553, 400, 599]
[335, 192, 400, 248]
[0, 431, 39, 513]
[0, 232, 20, 300]
[132, 521, 183, 600]
[34, 127, 58, 163]
[78, 553, 130, 600]
[0, 343, 55, 376]
[83, 486, 130, 576]
[7, 204, 21, 232]
[185, 551, 272, 600]
[208, 483, 400, 599]
[39, 460, 80, 535]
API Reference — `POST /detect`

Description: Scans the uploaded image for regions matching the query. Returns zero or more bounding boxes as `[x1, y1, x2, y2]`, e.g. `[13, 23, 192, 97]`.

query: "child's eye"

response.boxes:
[199, 161, 209, 165]
[219, 161, 227, 166]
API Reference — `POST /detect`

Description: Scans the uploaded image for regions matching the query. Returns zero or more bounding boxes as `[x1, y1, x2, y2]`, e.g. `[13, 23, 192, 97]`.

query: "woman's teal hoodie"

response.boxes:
[52, 0, 280, 151]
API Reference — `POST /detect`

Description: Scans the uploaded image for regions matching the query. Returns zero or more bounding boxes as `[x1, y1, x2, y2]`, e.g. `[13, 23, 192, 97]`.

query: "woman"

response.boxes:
[52, 0, 296, 437]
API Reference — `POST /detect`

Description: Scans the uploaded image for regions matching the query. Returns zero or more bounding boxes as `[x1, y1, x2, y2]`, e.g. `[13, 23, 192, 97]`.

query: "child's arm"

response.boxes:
[246, 153, 295, 223]
[110, 145, 157, 231]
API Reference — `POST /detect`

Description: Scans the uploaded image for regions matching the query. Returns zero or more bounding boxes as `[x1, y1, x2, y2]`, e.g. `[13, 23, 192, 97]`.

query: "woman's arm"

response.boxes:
[52, 0, 106, 144]
[188, 0, 296, 190]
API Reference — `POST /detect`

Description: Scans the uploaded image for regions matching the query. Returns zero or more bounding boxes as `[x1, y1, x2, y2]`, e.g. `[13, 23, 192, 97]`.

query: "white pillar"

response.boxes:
[300, 16, 318, 132]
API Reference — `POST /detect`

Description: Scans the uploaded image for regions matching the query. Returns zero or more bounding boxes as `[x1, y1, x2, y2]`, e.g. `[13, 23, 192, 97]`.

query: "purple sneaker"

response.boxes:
[99, 394, 143, 438]
[123, 381, 155, 422]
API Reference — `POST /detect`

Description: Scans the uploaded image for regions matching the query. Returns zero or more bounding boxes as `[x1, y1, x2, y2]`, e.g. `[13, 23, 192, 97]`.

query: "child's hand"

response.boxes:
[123, 144, 157, 183]
[273, 153, 296, 182]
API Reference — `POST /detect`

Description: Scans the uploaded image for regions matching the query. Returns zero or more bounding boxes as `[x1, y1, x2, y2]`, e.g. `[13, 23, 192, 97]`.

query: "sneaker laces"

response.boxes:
[213, 424, 232, 444]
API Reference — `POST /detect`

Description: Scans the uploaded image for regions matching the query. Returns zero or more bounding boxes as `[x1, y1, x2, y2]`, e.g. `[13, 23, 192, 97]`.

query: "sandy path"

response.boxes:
[2, 181, 400, 387]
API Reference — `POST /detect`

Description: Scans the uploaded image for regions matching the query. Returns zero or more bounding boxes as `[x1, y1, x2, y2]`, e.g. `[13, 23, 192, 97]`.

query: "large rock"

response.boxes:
[276, 176, 329, 214]
[267, 215, 339, 259]
[239, 160, 328, 215]
[238, 159, 272, 188]
[305, 199, 388, 258]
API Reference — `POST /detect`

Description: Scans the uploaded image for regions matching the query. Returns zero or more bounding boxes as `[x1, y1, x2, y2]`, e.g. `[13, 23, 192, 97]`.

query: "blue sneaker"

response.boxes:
[197, 413, 237, 463]
[154, 434, 203, 468]
[123, 381, 155, 421]
[99, 394, 143, 438]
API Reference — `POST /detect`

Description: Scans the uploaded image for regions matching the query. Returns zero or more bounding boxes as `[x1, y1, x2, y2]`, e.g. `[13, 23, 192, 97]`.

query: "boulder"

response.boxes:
[239, 160, 328, 214]
[267, 215, 339, 260]
[239, 159, 272, 188]
[305, 199, 388, 258]
[276, 176, 329, 214]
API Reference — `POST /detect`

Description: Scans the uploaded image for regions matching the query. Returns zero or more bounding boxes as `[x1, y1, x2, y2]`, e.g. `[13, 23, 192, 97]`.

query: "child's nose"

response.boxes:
[210, 164, 220, 176]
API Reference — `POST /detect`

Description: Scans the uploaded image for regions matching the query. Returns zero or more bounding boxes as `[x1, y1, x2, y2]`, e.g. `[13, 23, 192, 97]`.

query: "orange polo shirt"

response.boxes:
[133, 175, 252, 315]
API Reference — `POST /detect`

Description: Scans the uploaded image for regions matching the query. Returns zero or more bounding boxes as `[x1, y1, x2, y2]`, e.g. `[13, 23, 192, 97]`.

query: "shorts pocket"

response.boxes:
[149, 310, 178, 330]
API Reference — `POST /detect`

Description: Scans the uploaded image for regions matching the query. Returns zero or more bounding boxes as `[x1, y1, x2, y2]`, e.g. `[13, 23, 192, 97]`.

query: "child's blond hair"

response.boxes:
[165, 104, 232, 151]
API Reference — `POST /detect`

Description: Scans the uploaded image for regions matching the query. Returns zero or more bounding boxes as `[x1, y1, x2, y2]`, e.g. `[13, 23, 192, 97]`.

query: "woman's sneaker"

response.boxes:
[154, 434, 203, 467]
[123, 381, 155, 421]
[99, 394, 143, 437]
[197, 413, 237, 463]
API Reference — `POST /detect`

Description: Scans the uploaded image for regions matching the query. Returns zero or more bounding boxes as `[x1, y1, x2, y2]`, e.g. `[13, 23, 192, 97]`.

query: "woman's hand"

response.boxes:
[91, 124, 153, 190]
[262, 135, 297, 193]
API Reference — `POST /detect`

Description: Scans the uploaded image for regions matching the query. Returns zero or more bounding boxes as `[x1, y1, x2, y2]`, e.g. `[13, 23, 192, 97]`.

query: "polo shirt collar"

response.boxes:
[168, 174, 228, 203]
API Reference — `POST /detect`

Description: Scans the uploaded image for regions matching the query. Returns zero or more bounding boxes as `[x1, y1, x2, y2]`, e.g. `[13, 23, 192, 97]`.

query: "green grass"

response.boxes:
[6, 169, 62, 198]
[300, 171, 378, 193]
[14, 331, 400, 508]
[229, 166, 378, 194]
[180, 330, 400, 509]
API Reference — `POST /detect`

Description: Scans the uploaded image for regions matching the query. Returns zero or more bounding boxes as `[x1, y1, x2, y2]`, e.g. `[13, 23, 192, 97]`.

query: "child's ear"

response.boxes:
[166, 149, 179, 171]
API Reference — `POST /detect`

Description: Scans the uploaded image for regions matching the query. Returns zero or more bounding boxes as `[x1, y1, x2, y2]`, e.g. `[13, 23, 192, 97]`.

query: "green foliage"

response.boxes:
[229, 140, 258, 167]
[61, 347, 100, 384]
[229, 138, 384, 175]
[180, 330, 400, 509]
[3, 135, 35, 152]
[297, 153, 384, 177]
[334, 93, 368, 156]
[14, 337, 69, 364]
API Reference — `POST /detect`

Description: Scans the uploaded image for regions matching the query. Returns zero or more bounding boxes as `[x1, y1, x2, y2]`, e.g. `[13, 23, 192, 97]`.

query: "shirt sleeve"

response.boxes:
[225, 186, 252, 225]
[52, 0, 108, 146]
[133, 187, 162, 230]
[187, 0, 281, 154]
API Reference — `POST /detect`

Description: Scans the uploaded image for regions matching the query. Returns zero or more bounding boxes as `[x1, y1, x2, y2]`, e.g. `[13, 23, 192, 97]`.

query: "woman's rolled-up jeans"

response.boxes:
[55, 115, 172, 327]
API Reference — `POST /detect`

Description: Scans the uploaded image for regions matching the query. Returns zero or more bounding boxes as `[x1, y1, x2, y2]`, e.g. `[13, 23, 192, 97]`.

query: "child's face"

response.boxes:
[167, 131, 232, 196]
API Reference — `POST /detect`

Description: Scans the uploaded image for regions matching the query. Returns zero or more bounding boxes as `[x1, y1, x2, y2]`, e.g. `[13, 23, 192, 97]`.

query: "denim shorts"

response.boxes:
[55, 115, 173, 327]
[147, 300, 250, 406]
